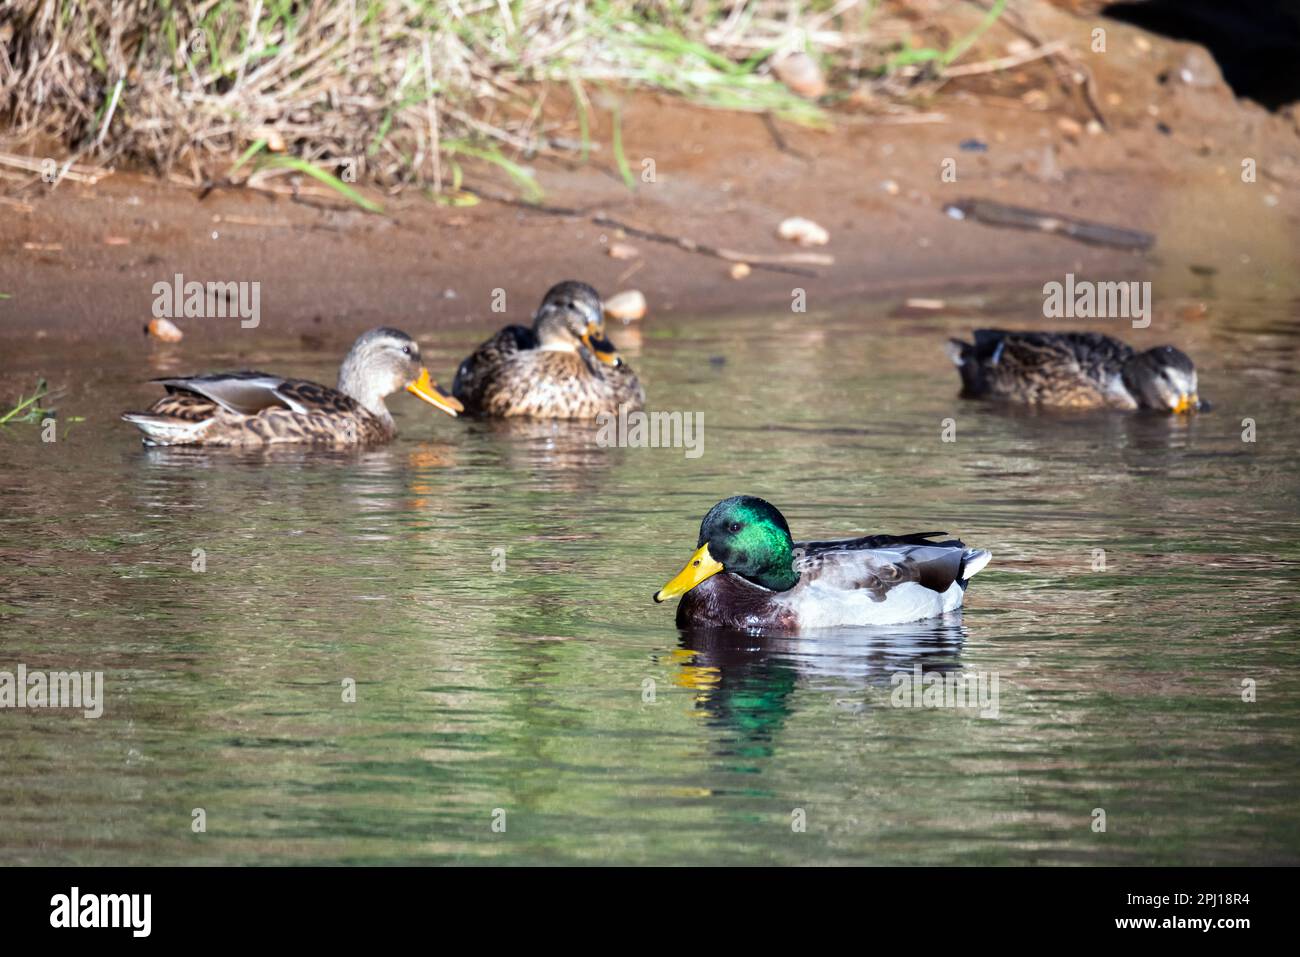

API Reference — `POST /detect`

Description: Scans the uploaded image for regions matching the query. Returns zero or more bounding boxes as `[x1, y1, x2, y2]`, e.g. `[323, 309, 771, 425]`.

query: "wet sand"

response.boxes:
[1, 19, 1297, 348]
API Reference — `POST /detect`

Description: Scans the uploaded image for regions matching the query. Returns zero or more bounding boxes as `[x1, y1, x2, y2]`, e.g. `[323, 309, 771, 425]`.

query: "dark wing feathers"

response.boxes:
[152, 372, 294, 415]
[795, 534, 973, 597]
[797, 531, 959, 553]
[949, 329, 1135, 406]
[904, 545, 966, 594]
[275, 379, 360, 415]
[150, 373, 353, 416]
[451, 323, 644, 418]
[452, 325, 536, 407]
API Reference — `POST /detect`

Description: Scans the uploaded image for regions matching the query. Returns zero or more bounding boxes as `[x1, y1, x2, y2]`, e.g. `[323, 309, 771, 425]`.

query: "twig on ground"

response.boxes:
[463, 187, 829, 276]
[939, 40, 1065, 78]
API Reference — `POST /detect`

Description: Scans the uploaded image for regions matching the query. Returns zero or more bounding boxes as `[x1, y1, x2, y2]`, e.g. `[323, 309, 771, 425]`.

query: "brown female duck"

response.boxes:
[452, 281, 644, 418]
[121, 327, 461, 446]
[946, 330, 1203, 412]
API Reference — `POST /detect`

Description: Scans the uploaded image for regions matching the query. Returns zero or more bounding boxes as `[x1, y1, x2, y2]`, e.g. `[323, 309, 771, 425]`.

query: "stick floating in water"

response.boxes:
[943, 198, 1155, 251]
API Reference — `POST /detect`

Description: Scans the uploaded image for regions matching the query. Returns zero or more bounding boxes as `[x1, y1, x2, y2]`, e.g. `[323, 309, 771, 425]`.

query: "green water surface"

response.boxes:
[1, 294, 1297, 864]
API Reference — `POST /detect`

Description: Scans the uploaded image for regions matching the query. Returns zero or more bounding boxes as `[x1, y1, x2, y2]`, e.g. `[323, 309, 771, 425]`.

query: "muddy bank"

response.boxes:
[1, 13, 1297, 346]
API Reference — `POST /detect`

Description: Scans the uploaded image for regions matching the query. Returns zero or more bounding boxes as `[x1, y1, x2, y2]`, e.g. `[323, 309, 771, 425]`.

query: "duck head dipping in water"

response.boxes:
[946, 330, 1204, 413]
[655, 496, 991, 632]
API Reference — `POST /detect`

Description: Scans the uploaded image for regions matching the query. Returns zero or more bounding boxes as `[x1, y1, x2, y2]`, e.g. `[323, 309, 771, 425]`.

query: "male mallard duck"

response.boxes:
[654, 496, 991, 631]
[121, 327, 461, 447]
[946, 330, 1203, 412]
[452, 280, 645, 418]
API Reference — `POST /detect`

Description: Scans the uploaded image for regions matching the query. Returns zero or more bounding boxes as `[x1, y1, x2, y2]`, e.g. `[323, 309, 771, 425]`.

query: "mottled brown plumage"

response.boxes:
[453, 281, 645, 419]
[946, 330, 1202, 412]
[121, 328, 461, 447]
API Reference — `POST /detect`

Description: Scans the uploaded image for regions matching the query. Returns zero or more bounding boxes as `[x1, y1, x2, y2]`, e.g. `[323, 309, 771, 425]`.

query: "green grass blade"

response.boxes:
[260, 156, 385, 213]
[228, 138, 268, 178]
[569, 73, 591, 163]
[610, 103, 635, 192]
[941, 0, 1008, 67]
[443, 139, 543, 204]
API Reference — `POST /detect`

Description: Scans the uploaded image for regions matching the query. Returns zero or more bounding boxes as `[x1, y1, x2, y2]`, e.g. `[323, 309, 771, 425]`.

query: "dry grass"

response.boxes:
[0, 1, 1019, 196]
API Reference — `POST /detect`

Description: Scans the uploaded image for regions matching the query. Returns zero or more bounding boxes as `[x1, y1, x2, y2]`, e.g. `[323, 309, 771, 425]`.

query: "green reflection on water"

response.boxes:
[1, 293, 1298, 864]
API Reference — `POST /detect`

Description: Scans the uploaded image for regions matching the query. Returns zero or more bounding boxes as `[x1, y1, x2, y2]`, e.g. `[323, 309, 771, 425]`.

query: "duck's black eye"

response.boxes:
[402, 345, 411, 356]
[728, 522, 742, 533]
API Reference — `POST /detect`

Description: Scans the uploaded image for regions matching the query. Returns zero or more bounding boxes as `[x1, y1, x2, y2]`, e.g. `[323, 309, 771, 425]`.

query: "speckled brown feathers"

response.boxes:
[457, 346, 645, 418]
[126, 375, 392, 447]
[947, 330, 1139, 409]
[947, 330, 1203, 413]
[452, 281, 645, 419]
[122, 327, 459, 446]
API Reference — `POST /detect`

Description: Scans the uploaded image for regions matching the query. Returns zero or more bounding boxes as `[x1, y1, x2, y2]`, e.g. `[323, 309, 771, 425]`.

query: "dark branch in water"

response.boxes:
[943, 198, 1156, 251]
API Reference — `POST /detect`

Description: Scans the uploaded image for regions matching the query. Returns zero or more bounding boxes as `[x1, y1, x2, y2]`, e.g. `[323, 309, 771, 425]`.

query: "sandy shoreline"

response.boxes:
[1, 17, 1296, 345]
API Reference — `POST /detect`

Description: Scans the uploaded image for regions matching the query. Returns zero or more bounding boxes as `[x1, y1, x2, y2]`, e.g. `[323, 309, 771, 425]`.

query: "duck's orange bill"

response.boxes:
[1172, 393, 1199, 414]
[654, 544, 724, 603]
[582, 330, 623, 367]
[407, 368, 463, 417]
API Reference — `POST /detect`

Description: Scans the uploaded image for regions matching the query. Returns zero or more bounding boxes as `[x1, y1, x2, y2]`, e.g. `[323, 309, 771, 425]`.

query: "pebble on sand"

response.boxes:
[607, 242, 640, 260]
[729, 263, 751, 280]
[1057, 117, 1084, 140]
[604, 290, 647, 323]
[777, 217, 830, 247]
[771, 52, 826, 99]
[146, 317, 184, 342]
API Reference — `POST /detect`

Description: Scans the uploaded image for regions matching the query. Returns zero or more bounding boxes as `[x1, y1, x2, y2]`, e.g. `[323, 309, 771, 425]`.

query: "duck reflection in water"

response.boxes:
[461, 417, 624, 495]
[668, 618, 968, 768]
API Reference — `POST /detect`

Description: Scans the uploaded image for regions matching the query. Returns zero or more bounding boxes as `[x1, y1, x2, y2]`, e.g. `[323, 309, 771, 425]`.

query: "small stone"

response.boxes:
[607, 242, 639, 260]
[1021, 89, 1049, 109]
[777, 216, 830, 246]
[1057, 116, 1084, 140]
[771, 52, 826, 99]
[604, 289, 647, 322]
[730, 263, 751, 280]
[1179, 50, 1218, 87]
[147, 317, 184, 342]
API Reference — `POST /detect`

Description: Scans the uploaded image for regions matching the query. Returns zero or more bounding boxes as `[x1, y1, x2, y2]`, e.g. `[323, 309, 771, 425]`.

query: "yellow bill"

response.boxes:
[654, 543, 724, 603]
[1172, 393, 1199, 414]
[582, 329, 623, 367]
[406, 367, 464, 417]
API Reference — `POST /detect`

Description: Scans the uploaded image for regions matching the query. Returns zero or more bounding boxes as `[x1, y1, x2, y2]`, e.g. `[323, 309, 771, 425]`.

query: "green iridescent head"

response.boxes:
[655, 496, 799, 603]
